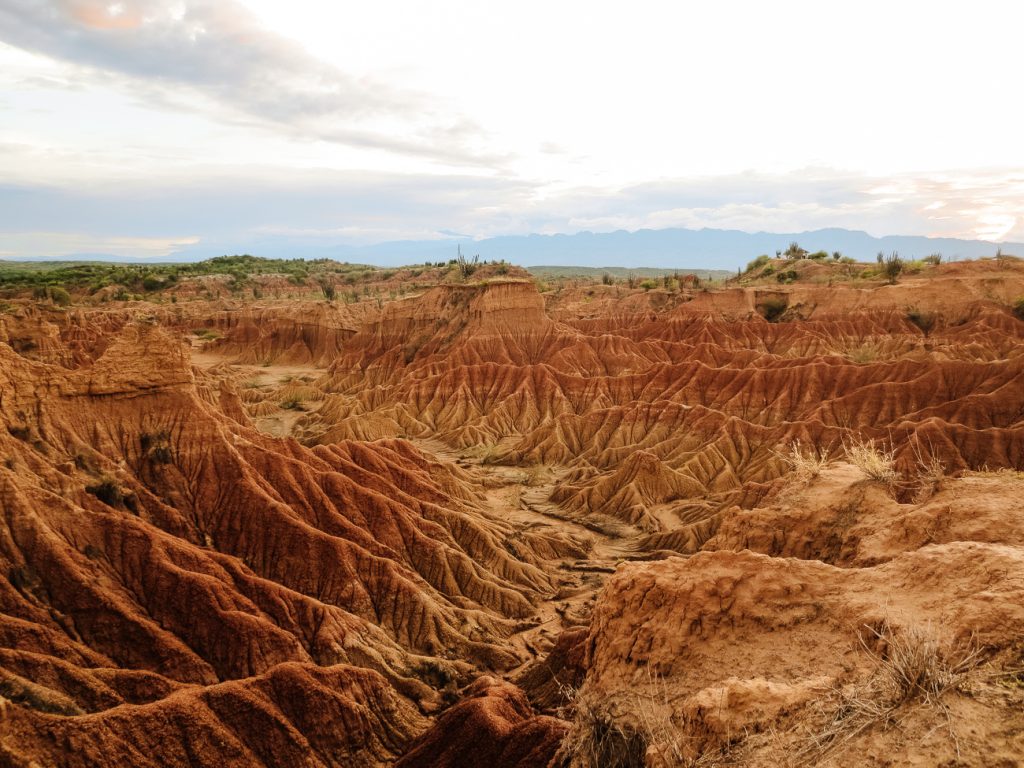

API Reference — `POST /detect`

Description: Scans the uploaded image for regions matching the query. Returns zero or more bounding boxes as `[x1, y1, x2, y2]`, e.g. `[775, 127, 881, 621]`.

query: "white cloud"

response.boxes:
[0, 231, 199, 258]
[0, 0, 495, 164]
[0, 0, 1021, 256]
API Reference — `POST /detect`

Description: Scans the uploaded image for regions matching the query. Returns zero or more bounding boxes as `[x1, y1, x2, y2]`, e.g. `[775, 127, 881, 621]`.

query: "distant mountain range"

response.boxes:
[9, 227, 1021, 269]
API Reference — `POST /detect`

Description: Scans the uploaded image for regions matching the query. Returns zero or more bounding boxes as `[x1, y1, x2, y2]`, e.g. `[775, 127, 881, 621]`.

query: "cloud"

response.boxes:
[1, 166, 1022, 260]
[0, 230, 199, 258]
[0, 169, 532, 243]
[0, 0, 495, 164]
[523, 169, 1024, 243]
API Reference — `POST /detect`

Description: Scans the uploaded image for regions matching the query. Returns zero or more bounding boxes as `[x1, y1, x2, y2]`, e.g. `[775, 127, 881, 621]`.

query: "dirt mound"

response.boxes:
[558, 466, 1024, 766]
[396, 677, 566, 768]
[705, 462, 1024, 565]
[0, 664, 425, 768]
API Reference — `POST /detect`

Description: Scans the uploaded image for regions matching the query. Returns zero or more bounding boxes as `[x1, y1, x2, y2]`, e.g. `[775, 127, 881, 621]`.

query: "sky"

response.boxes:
[0, 0, 1022, 260]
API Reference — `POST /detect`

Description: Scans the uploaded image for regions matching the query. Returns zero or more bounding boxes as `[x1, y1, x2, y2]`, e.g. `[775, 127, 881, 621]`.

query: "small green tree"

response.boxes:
[883, 251, 904, 284]
[317, 278, 336, 300]
[48, 286, 72, 306]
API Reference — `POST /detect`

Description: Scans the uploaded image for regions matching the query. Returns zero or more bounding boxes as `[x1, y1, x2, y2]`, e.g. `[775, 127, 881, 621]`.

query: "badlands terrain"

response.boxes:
[0, 253, 1023, 767]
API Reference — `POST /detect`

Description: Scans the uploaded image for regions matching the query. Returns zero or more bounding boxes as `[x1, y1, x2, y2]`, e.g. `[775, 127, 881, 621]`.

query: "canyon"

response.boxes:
[1, 255, 1023, 767]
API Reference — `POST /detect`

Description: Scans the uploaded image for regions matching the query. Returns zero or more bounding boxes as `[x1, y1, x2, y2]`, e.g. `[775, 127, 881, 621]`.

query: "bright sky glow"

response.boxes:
[0, 0, 1021, 258]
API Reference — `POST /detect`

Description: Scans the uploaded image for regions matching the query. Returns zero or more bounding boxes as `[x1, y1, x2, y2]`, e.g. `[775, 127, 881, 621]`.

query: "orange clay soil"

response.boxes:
[0, 258, 1023, 766]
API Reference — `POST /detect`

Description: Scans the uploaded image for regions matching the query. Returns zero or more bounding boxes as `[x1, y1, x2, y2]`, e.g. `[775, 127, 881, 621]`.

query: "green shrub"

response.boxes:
[317, 279, 336, 300]
[882, 252, 904, 284]
[745, 254, 771, 272]
[48, 286, 72, 306]
[776, 269, 798, 284]
[1013, 298, 1024, 320]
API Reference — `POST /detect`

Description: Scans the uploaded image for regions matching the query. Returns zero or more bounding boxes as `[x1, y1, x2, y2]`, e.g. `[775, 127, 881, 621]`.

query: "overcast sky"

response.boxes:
[1, 0, 1022, 259]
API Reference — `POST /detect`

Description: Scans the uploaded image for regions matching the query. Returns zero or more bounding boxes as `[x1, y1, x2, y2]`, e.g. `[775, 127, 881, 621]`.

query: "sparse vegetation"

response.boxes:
[1013, 297, 1024, 320]
[194, 328, 221, 341]
[455, 246, 480, 279]
[801, 620, 983, 762]
[845, 438, 898, 486]
[775, 269, 798, 284]
[47, 286, 72, 306]
[140, 429, 173, 464]
[746, 254, 771, 272]
[521, 464, 549, 487]
[914, 453, 946, 502]
[784, 241, 808, 259]
[557, 665, 745, 768]
[86, 477, 124, 507]
[317, 278, 336, 300]
[0, 254, 391, 302]
[882, 251, 904, 284]
[833, 339, 883, 364]
[779, 439, 831, 482]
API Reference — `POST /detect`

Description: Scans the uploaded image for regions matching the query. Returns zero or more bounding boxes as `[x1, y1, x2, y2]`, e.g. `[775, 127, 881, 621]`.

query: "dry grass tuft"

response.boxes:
[844, 438, 898, 487]
[908, 439, 947, 502]
[778, 440, 831, 483]
[799, 620, 983, 764]
[558, 689, 649, 768]
[913, 453, 946, 503]
[521, 464, 549, 487]
[829, 338, 885, 364]
[557, 671, 726, 768]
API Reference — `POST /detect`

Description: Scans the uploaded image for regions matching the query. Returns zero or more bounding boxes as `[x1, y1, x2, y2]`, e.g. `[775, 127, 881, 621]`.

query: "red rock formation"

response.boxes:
[2, 259, 1023, 766]
[0, 320, 579, 765]
[396, 677, 566, 768]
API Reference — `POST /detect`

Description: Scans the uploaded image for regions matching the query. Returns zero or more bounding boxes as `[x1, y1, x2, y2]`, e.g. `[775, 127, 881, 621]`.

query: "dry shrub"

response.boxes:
[778, 439, 831, 483]
[522, 464, 549, 487]
[912, 446, 946, 503]
[557, 672, 724, 768]
[829, 338, 884, 364]
[800, 620, 983, 763]
[844, 438, 897, 487]
[559, 691, 648, 768]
